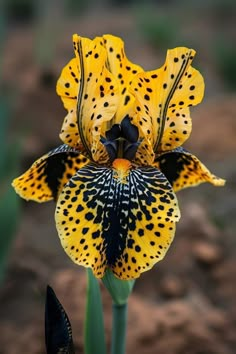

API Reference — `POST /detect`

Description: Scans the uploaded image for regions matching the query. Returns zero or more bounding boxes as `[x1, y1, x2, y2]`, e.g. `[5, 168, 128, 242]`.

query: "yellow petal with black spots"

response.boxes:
[160, 65, 204, 152]
[102, 34, 143, 125]
[56, 57, 79, 111]
[12, 145, 89, 202]
[160, 107, 192, 152]
[56, 57, 81, 148]
[72, 34, 119, 163]
[55, 159, 180, 280]
[155, 148, 225, 192]
[59, 109, 80, 148]
[130, 47, 204, 164]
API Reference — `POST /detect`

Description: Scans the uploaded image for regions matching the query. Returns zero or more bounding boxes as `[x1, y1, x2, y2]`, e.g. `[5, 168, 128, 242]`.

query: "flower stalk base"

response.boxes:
[111, 302, 128, 354]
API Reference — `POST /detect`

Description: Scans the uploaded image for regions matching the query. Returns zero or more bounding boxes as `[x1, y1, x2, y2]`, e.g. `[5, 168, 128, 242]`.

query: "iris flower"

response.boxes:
[12, 34, 225, 280]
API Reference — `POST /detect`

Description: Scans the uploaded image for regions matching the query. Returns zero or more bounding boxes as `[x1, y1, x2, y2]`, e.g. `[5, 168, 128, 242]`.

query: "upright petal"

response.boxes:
[56, 57, 79, 112]
[160, 65, 204, 152]
[102, 35, 143, 124]
[130, 47, 204, 164]
[59, 109, 80, 148]
[12, 145, 89, 202]
[155, 148, 225, 192]
[72, 34, 119, 163]
[55, 159, 180, 280]
[56, 57, 81, 149]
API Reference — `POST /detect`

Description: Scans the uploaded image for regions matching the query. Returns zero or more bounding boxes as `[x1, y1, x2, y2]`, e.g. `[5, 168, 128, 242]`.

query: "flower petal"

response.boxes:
[130, 47, 204, 164]
[72, 34, 120, 163]
[56, 57, 79, 111]
[12, 145, 89, 202]
[55, 160, 180, 280]
[155, 148, 225, 192]
[160, 65, 204, 152]
[59, 109, 80, 148]
[102, 34, 143, 124]
[56, 58, 82, 149]
[160, 107, 192, 151]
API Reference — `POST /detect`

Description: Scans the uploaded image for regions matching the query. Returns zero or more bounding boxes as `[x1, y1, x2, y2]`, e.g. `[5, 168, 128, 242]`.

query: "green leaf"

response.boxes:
[102, 269, 135, 305]
[84, 269, 107, 354]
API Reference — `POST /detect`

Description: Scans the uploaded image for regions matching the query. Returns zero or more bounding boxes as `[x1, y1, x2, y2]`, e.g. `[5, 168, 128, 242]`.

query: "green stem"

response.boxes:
[84, 269, 107, 354]
[111, 302, 128, 354]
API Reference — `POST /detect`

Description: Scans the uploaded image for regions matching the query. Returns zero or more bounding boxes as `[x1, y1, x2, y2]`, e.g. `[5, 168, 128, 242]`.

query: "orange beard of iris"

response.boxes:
[112, 158, 132, 184]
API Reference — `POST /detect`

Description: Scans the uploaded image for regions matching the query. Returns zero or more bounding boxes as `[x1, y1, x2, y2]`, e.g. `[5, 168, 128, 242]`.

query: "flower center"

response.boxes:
[112, 158, 132, 184]
[101, 115, 141, 162]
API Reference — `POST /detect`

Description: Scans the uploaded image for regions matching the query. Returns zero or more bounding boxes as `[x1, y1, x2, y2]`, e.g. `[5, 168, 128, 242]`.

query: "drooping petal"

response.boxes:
[155, 147, 225, 192]
[102, 35, 143, 124]
[55, 159, 180, 280]
[72, 34, 120, 163]
[129, 47, 204, 164]
[12, 145, 89, 202]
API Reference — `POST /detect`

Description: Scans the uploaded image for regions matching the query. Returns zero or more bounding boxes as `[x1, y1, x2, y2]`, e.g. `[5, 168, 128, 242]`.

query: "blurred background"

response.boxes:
[0, 0, 235, 353]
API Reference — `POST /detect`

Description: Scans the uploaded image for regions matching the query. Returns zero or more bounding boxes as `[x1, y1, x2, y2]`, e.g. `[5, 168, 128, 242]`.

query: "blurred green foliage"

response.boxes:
[5, 0, 90, 24]
[5, 0, 36, 23]
[214, 41, 236, 91]
[136, 6, 180, 50]
[65, 0, 89, 16]
[0, 1, 21, 285]
[0, 95, 21, 284]
[199, 0, 236, 21]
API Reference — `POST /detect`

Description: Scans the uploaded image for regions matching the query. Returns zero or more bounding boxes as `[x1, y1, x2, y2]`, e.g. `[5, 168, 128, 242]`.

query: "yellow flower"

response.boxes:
[12, 34, 225, 280]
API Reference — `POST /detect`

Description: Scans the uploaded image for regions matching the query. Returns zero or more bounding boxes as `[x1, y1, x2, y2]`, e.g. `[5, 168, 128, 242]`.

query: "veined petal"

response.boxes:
[130, 47, 204, 163]
[155, 148, 225, 192]
[102, 35, 143, 124]
[12, 145, 89, 202]
[55, 159, 180, 280]
[72, 34, 120, 163]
